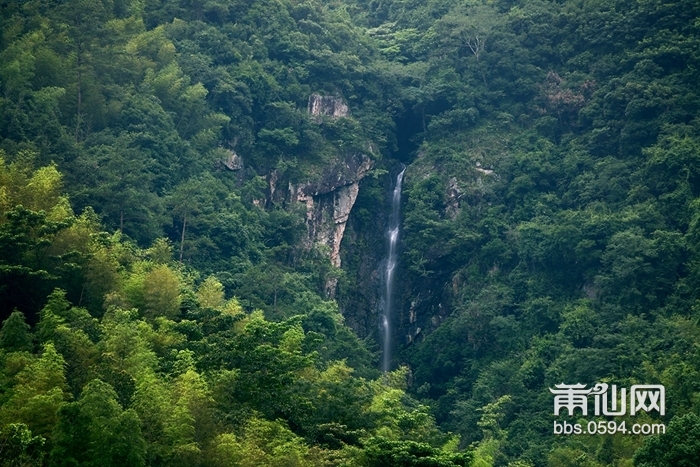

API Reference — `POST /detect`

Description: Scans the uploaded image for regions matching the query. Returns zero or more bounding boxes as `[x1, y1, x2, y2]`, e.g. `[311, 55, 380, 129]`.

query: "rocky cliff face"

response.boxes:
[289, 153, 373, 276]
[307, 94, 350, 117]
[268, 95, 373, 297]
[259, 94, 374, 299]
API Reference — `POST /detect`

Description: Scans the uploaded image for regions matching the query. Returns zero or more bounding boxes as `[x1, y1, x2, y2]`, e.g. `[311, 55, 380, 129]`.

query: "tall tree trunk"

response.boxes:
[179, 211, 187, 264]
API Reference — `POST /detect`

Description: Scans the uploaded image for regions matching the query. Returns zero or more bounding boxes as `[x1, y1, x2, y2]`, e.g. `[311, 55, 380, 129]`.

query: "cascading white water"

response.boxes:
[382, 164, 406, 373]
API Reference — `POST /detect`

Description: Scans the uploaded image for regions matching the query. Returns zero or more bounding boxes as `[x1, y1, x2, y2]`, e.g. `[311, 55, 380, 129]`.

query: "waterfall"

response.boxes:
[382, 164, 406, 373]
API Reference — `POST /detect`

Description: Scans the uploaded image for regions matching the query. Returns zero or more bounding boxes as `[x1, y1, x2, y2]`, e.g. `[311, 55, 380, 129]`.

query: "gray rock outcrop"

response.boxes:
[222, 150, 243, 170]
[289, 153, 372, 273]
[307, 94, 349, 118]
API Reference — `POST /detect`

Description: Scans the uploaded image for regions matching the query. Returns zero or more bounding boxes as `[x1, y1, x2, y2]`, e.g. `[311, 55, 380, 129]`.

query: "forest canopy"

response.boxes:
[1, 0, 700, 464]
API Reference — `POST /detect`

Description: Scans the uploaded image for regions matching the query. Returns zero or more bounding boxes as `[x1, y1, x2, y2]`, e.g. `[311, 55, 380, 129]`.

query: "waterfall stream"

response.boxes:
[382, 164, 406, 373]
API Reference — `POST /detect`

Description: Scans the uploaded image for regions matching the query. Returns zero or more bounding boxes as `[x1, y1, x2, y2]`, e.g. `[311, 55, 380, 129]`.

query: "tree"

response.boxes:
[55, 0, 112, 140]
[36, 289, 71, 343]
[165, 368, 214, 467]
[208, 418, 319, 467]
[0, 423, 45, 467]
[74, 135, 163, 244]
[205, 312, 315, 423]
[0, 156, 93, 317]
[361, 437, 472, 467]
[0, 311, 33, 352]
[130, 371, 171, 465]
[168, 179, 200, 264]
[197, 276, 225, 309]
[141, 264, 182, 319]
[0, 343, 68, 439]
[634, 413, 700, 467]
[51, 379, 146, 467]
[431, 3, 503, 85]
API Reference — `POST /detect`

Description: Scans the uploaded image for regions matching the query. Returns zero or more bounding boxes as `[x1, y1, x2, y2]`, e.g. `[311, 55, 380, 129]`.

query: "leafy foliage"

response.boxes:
[2, 0, 700, 464]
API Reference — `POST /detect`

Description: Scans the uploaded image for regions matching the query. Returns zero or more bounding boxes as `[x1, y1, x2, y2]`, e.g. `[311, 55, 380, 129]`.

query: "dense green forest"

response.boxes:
[1, 0, 700, 464]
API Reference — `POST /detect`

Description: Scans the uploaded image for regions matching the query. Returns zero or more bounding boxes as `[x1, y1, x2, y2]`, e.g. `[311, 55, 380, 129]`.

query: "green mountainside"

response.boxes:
[1, 0, 700, 464]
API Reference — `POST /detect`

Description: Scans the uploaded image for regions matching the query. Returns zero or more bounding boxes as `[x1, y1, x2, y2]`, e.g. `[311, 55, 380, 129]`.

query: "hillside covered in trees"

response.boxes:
[1, 0, 700, 465]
